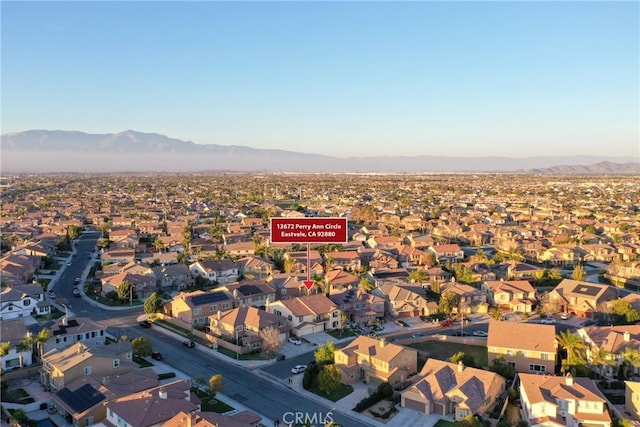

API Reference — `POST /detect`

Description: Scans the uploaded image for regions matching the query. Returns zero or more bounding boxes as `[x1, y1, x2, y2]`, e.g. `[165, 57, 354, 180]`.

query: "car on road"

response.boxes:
[452, 331, 470, 336]
[74, 278, 81, 285]
[539, 318, 556, 324]
[182, 340, 195, 348]
[439, 320, 453, 327]
[411, 332, 425, 338]
[560, 313, 571, 320]
[66, 261, 72, 266]
[72, 288, 81, 297]
[291, 365, 307, 374]
[151, 352, 164, 360]
[47, 291, 56, 299]
[287, 337, 302, 345]
[472, 330, 488, 337]
[139, 320, 152, 328]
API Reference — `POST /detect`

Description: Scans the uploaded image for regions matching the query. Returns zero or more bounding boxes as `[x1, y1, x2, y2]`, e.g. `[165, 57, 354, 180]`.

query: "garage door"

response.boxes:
[404, 398, 426, 412]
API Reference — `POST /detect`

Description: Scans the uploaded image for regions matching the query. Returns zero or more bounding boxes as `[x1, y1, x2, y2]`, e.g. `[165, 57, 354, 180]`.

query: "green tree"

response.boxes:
[131, 337, 152, 357]
[208, 374, 224, 396]
[144, 292, 163, 314]
[557, 330, 587, 371]
[315, 341, 336, 365]
[572, 264, 586, 281]
[318, 364, 342, 396]
[490, 355, 515, 380]
[409, 270, 427, 283]
[0, 341, 11, 357]
[67, 225, 83, 240]
[32, 328, 51, 361]
[549, 269, 563, 280]
[590, 346, 615, 379]
[438, 291, 459, 315]
[117, 280, 135, 302]
[457, 415, 484, 427]
[453, 264, 475, 284]
[449, 351, 477, 368]
[16, 339, 31, 367]
[610, 299, 640, 323]
[359, 277, 374, 293]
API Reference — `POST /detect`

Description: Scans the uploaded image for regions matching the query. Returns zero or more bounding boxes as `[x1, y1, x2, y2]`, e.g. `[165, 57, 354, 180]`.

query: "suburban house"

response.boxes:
[374, 284, 437, 318]
[1, 319, 33, 371]
[44, 316, 108, 354]
[605, 261, 640, 288]
[0, 253, 41, 286]
[487, 321, 557, 374]
[169, 290, 233, 326]
[548, 279, 620, 318]
[267, 274, 308, 300]
[0, 283, 51, 320]
[440, 281, 489, 314]
[100, 272, 157, 299]
[334, 336, 418, 386]
[576, 325, 640, 379]
[236, 256, 275, 280]
[41, 341, 135, 391]
[324, 269, 361, 293]
[104, 380, 199, 427]
[494, 261, 542, 281]
[218, 280, 276, 309]
[625, 381, 640, 422]
[326, 250, 362, 271]
[100, 249, 136, 264]
[266, 293, 341, 336]
[282, 250, 324, 275]
[189, 259, 239, 285]
[163, 410, 262, 427]
[519, 373, 612, 427]
[481, 280, 537, 313]
[209, 306, 290, 352]
[50, 368, 159, 427]
[152, 263, 194, 292]
[401, 359, 506, 421]
[428, 244, 464, 264]
[328, 288, 386, 324]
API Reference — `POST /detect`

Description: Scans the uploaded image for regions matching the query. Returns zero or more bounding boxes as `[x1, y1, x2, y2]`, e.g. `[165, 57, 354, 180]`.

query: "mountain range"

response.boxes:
[1, 130, 638, 174]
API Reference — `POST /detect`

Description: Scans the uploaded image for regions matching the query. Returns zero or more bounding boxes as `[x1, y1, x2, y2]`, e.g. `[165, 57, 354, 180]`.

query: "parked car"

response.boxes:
[411, 332, 425, 338]
[66, 261, 72, 266]
[151, 352, 164, 360]
[73, 277, 81, 285]
[472, 330, 488, 337]
[439, 320, 453, 327]
[139, 320, 152, 328]
[539, 318, 556, 324]
[47, 291, 56, 299]
[182, 340, 195, 348]
[291, 365, 307, 374]
[452, 331, 470, 336]
[288, 337, 302, 345]
[560, 313, 571, 320]
[72, 288, 81, 297]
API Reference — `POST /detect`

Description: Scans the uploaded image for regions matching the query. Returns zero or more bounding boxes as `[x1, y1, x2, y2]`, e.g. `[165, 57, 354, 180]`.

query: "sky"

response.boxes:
[1, 1, 639, 158]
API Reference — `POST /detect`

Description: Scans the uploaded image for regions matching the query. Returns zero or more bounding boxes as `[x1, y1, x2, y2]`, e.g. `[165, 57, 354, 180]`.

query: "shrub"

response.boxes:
[158, 372, 176, 380]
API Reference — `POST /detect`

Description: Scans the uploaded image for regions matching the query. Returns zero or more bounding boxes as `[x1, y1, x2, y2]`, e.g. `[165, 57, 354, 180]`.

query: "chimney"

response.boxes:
[565, 373, 574, 386]
[457, 361, 464, 373]
[159, 388, 167, 399]
[77, 343, 83, 354]
[624, 331, 631, 342]
[380, 338, 386, 348]
[62, 316, 68, 326]
[217, 310, 222, 321]
[186, 413, 193, 427]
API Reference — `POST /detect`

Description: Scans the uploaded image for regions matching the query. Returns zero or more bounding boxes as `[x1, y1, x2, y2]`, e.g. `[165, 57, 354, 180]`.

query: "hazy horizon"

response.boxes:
[2, 2, 639, 159]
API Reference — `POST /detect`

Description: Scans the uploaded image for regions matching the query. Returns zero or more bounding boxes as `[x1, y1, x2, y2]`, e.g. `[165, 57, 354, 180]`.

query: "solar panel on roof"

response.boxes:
[191, 292, 228, 306]
[57, 384, 105, 412]
[573, 285, 601, 297]
[238, 285, 262, 295]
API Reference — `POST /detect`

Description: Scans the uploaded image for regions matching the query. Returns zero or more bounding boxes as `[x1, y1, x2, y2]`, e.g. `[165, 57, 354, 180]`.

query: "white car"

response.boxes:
[560, 313, 570, 320]
[288, 337, 302, 345]
[539, 318, 556, 324]
[472, 330, 488, 337]
[291, 365, 307, 374]
[66, 261, 72, 266]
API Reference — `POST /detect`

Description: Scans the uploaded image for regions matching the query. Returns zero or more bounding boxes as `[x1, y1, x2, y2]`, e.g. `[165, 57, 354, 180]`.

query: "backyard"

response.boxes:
[410, 341, 488, 368]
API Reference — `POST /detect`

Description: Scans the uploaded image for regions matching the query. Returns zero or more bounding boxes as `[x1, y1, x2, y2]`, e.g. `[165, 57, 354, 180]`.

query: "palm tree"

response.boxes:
[557, 330, 587, 372]
[589, 346, 615, 379]
[284, 257, 297, 274]
[32, 328, 51, 361]
[16, 339, 32, 368]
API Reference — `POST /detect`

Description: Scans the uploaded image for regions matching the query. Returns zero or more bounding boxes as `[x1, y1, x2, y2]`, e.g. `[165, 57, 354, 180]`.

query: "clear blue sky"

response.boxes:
[2, 1, 638, 158]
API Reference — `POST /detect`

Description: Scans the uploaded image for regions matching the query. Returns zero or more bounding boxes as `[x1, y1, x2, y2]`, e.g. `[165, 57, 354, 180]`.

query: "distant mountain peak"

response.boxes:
[1, 129, 636, 174]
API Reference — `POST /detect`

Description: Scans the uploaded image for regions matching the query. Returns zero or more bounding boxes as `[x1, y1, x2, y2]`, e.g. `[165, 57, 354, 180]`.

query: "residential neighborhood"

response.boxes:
[1, 173, 639, 427]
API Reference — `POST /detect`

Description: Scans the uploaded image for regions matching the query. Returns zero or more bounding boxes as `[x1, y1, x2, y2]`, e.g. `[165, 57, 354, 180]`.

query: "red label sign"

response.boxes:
[270, 217, 348, 244]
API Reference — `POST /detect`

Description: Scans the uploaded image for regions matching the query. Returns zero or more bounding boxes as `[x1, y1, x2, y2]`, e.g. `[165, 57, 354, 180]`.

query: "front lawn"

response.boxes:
[191, 388, 235, 413]
[3, 388, 35, 404]
[34, 309, 65, 322]
[217, 346, 277, 361]
[434, 420, 457, 427]
[327, 328, 359, 339]
[410, 341, 488, 367]
[308, 383, 354, 402]
[133, 355, 154, 368]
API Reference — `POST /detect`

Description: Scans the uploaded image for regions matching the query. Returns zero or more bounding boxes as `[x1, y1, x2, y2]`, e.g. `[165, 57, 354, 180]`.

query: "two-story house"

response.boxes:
[334, 336, 417, 386]
[329, 288, 386, 325]
[44, 316, 108, 354]
[625, 381, 640, 422]
[487, 321, 557, 374]
[1, 319, 33, 371]
[189, 259, 239, 285]
[41, 341, 135, 391]
[236, 256, 275, 280]
[218, 280, 276, 309]
[440, 281, 489, 314]
[0, 283, 51, 320]
[266, 293, 341, 337]
[548, 279, 620, 318]
[209, 306, 290, 351]
[428, 244, 464, 264]
[576, 325, 640, 379]
[401, 359, 506, 421]
[152, 263, 194, 292]
[163, 410, 262, 427]
[481, 280, 537, 313]
[325, 250, 362, 272]
[519, 373, 611, 427]
[374, 284, 437, 318]
[324, 269, 360, 293]
[169, 290, 233, 325]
